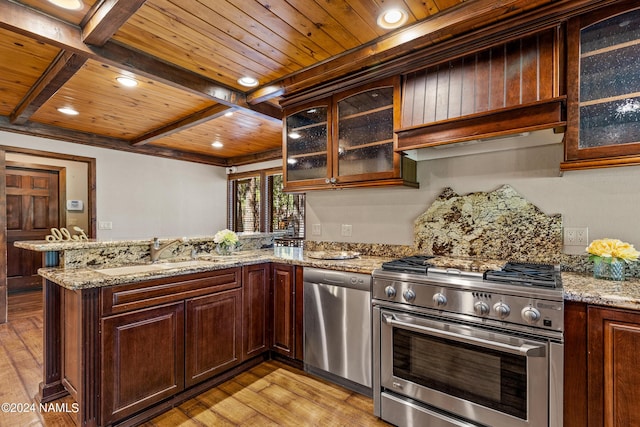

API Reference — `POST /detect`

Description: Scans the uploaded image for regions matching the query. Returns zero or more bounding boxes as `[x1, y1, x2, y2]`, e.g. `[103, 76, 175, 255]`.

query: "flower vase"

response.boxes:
[593, 259, 625, 281]
[216, 243, 235, 255]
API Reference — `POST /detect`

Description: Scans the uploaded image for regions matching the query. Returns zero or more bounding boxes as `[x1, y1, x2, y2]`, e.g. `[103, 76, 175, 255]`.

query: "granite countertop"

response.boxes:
[563, 272, 640, 310]
[36, 248, 640, 311]
[37, 248, 389, 290]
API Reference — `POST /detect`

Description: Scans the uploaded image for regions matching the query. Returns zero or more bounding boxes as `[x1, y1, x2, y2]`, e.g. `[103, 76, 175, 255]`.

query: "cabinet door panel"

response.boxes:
[564, 3, 640, 166]
[272, 264, 295, 357]
[588, 306, 640, 427]
[243, 264, 270, 358]
[284, 101, 332, 189]
[185, 289, 242, 387]
[101, 302, 184, 425]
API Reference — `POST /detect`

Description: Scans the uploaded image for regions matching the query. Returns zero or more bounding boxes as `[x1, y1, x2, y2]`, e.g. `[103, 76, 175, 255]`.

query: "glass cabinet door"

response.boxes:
[335, 86, 395, 180]
[564, 5, 640, 165]
[285, 104, 330, 183]
[578, 8, 640, 150]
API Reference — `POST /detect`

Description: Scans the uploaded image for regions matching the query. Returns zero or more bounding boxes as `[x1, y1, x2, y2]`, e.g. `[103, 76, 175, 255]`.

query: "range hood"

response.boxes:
[403, 129, 564, 161]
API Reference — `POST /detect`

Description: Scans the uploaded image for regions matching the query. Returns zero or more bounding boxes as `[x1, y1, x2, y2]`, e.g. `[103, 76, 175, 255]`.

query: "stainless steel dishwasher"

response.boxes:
[303, 267, 372, 395]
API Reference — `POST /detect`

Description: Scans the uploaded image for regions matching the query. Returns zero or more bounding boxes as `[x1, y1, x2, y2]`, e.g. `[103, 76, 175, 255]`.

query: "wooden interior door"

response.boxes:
[6, 163, 61, 293]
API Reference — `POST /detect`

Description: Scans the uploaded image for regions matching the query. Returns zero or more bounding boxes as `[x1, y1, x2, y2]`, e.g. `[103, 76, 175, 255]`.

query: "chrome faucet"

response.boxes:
[150, 237, 184, 263]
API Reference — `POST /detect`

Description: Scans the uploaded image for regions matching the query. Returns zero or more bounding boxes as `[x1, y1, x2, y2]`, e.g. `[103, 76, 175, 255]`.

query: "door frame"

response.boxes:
[6, 161, 65, 293]
[0, 145, 97, 323]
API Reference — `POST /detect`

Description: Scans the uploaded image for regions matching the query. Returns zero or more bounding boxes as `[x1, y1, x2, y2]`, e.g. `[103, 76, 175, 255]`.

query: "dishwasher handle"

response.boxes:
[303, 267, 371, 291]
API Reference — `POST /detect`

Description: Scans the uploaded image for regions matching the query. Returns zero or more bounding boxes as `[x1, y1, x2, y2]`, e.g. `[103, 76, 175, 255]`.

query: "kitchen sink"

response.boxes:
[157, 260, 219, 269]
[94, 264, 167, 276]
[94, 260, 219, 276]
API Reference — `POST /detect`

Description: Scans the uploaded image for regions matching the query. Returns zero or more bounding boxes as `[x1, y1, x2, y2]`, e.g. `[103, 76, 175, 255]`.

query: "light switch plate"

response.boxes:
[99, 221, 113, 230]
[341, 224, 352, 237]
[312, 224, 321, 235]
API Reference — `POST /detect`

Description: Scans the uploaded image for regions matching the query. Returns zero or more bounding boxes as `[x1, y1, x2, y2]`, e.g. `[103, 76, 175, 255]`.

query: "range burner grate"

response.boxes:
[381, 255, 434, 275]
[484, 262, 561, 288]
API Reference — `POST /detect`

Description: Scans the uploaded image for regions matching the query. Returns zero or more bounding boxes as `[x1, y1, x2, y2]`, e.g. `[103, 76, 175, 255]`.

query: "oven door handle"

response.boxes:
[382, 314, 546, 357]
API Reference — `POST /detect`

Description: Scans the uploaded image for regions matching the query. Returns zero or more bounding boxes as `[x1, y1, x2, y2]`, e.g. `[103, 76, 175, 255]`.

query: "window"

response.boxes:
[228, 167, 305, 237]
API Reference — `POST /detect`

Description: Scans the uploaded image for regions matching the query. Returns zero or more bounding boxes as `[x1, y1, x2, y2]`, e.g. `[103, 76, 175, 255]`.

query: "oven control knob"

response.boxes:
[384, 286, 397, 298]
[493, 302, 511, 319]
[433, 293, 447, 307]
[521, 306, 541, 324]
[474, 301, 490, 316]
[403, 289, 416, 302]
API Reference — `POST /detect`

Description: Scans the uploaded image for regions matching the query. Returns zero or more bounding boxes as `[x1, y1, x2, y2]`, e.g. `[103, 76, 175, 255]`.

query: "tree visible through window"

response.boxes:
[228, 168, 304, 236]
[235, 176, 260, 232]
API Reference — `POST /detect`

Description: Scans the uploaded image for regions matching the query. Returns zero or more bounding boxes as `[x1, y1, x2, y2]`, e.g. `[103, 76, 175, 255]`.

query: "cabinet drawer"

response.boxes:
[102, 268, 241, 315]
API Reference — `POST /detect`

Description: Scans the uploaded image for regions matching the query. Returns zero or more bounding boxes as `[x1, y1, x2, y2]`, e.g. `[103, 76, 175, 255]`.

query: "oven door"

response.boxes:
[379, 309, 549, 427]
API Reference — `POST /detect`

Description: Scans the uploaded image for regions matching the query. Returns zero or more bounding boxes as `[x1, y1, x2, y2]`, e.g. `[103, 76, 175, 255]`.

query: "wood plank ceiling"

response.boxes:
[0, 0, 566, 166]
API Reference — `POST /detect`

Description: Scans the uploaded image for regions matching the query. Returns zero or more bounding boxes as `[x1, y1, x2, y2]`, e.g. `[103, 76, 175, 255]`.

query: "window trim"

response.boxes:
[227, 167, 304, 235]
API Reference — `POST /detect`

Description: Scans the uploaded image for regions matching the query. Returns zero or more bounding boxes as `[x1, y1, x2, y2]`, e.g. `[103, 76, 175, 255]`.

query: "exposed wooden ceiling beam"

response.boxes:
[247, 85, 286, 105]
[82, 0, 148, 46]
[0, 0, 281, 121]
[131, 104, 233, 146]
[10, 51, 87, 125]
[0, 116, 228, 166]
[226, 148, 283, 167]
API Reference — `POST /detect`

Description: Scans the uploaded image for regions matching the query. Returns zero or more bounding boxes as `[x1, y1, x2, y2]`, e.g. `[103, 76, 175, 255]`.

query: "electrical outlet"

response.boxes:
[312, 224, 321, 235]
[575, 227, 589, 245]
[564, 227, 588, 246]
[341, 224, 352, 237]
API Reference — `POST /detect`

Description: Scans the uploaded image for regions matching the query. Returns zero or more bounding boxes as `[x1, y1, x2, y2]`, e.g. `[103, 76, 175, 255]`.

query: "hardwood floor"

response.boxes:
[1, 291, 391, 427]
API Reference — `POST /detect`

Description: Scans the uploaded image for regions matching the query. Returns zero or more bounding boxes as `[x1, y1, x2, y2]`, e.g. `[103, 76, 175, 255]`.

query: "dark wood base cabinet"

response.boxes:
[565, 301, 640, 427]
[40, 263, 304, 427]
[271, 264, 304, 362]
[102, 302, 185, 425]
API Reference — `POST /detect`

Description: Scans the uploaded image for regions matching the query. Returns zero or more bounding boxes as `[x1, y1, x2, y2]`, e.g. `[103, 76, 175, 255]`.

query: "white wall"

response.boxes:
[305, 143, 640, 253]
[5, 131, 639, 251]
[1, 131, 228, 240]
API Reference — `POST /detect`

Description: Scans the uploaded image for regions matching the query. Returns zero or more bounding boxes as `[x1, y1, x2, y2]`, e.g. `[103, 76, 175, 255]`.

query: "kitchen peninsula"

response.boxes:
[15, 234, 390, 427]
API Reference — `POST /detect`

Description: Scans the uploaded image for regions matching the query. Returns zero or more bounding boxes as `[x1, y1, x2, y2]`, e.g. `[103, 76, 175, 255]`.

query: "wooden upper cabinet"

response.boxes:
[283, 77, 418, 191]
[562, 1, 640, 170]
[397, 28, 566, 150]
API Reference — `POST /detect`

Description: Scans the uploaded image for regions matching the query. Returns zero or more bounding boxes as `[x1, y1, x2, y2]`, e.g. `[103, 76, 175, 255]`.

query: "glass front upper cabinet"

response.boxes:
[283, 77, 411, 190]
[336, 86, 395, 179]
[564, 4, 640, 167]
[284, 103, 330, 185]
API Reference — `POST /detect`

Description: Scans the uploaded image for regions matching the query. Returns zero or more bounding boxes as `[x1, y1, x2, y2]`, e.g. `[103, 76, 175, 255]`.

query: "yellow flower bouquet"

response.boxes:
[586, 238, 640, 264]
[586, 238, 639, 281]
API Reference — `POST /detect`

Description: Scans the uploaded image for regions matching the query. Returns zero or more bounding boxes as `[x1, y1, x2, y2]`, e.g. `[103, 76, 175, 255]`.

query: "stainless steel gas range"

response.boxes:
[372, 256, 564, 427]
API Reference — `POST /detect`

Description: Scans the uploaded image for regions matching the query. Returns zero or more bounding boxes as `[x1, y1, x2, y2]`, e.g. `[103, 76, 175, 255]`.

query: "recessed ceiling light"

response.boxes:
[237, 76, 259, 87]
[57, 107, 79, 116]
[211, 141, 223, 148]
[47, 0, 83, 10]
[224, 111, 234, 117]
[377, 8, 408, 29]
[116, 76, 138, 87]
